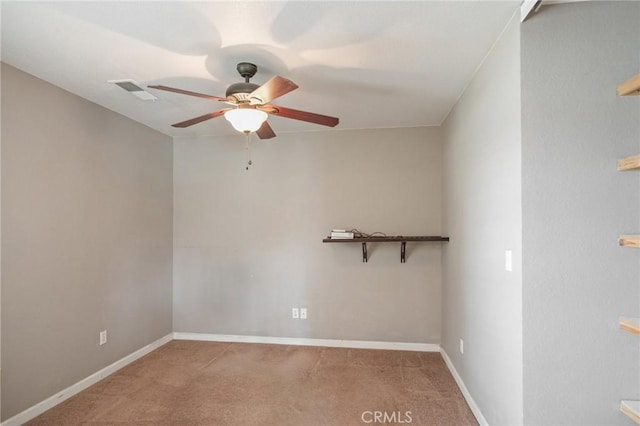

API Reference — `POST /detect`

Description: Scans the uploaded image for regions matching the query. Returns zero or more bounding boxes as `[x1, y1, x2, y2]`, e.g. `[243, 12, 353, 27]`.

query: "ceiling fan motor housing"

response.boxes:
[225, 82, 260, 99]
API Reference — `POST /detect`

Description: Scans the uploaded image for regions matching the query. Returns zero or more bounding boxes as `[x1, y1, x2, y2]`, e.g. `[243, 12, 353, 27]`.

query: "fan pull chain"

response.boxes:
[244, 131, 253, 170]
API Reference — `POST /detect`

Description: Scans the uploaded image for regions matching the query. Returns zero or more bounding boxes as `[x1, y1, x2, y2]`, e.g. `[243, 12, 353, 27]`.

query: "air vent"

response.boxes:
[108, 79, 157, 101]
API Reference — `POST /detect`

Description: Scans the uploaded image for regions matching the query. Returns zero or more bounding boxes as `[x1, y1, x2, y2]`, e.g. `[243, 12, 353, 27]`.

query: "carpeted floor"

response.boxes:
[27, 340, 478, 425]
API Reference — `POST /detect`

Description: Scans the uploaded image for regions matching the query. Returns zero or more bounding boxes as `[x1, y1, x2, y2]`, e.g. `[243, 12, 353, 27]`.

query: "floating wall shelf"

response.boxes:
[619, 235, 640, 248]
[618, 154, 640, 171]
[621, 400, 640, 425]
[617, 73, 640, 96]
[619, 317, 640, 336]
[323, 236, 450, 263]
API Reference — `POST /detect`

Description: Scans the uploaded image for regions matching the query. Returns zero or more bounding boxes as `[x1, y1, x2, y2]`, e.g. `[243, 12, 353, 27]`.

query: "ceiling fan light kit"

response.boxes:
[224, 108, 267, 133]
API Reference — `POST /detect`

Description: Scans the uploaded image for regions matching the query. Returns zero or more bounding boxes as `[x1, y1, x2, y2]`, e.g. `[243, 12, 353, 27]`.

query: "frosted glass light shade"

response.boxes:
[224, 108, 268, 133]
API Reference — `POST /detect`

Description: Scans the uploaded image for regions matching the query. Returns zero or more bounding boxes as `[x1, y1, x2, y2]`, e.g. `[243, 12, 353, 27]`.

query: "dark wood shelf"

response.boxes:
[323, 236, 449, 263]
[323, 236, 449, 243]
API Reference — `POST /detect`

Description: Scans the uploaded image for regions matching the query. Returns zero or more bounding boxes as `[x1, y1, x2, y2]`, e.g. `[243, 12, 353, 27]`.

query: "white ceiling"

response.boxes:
[1, 1, 519, 139]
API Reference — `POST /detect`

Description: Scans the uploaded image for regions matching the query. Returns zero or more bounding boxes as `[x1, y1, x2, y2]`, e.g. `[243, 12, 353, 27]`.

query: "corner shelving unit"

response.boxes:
[618, 154, 640, 171]
[322, 236, 449, 263]
[616, 77, 640, 250]
[619, 317, 640, 336]
[621, 400, 640, 425]
[617, 73, 640, 96]
[616, 73, 640, 425]
[619, 235, 640, 248]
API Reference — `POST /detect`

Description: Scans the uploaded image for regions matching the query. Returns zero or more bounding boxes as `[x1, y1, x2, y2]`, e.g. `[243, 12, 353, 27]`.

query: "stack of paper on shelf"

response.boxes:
[330, 229, 354, 239]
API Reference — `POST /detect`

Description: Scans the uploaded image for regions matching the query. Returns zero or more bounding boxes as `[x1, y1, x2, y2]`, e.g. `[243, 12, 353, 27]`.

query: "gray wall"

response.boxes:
[0, 60, 3, 423]
[522, 2, 640, 425]
[441, 15, 523, 426]
[173, 127, 443, 343]
[1, 64, 174, 420]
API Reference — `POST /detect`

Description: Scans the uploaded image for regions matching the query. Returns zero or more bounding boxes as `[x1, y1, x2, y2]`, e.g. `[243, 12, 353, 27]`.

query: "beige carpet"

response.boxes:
[27, 340, 478, 425]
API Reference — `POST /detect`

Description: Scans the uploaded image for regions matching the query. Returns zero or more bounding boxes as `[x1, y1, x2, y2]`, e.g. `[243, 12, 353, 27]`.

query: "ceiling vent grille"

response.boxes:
[108, 79, 157, 101]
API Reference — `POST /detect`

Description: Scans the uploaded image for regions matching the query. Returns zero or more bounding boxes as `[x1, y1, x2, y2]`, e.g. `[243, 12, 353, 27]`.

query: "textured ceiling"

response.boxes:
[1, 1, 519, 138]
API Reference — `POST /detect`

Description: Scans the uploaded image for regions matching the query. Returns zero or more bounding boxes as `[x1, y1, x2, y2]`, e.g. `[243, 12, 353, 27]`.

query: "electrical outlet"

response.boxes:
[300, 308, 307, 319]
[459, 338, 464, 355]
[99, 330, 107, 346]
[292, 308, 299, 319]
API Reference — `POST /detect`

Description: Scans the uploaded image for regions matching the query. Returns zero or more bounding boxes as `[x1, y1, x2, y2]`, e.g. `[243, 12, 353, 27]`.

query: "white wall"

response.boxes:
[521, 2, 640, 424]
[173, 126, 444, 343]
[441, 15, 522, 425]
[1, 64, 174, 420]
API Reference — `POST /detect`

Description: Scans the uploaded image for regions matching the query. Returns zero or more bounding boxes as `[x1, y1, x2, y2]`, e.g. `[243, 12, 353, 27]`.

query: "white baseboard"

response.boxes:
[440, 349, 488, 426]
[173, 332, 440, 352]
[2, 333, 173, 426]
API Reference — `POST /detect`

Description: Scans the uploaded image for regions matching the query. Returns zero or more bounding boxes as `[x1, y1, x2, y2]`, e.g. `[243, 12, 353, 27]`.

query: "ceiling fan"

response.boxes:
[148, 62, 339, 139]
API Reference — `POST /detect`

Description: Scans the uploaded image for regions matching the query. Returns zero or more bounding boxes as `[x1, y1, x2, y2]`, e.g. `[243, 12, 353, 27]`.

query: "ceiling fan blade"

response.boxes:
[262, 104, 339, 127]
[256, 121, 276, 139]
[171, 109, 231, 128]
[249, 76, 298, 104]
[149, 85, 227, 102]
